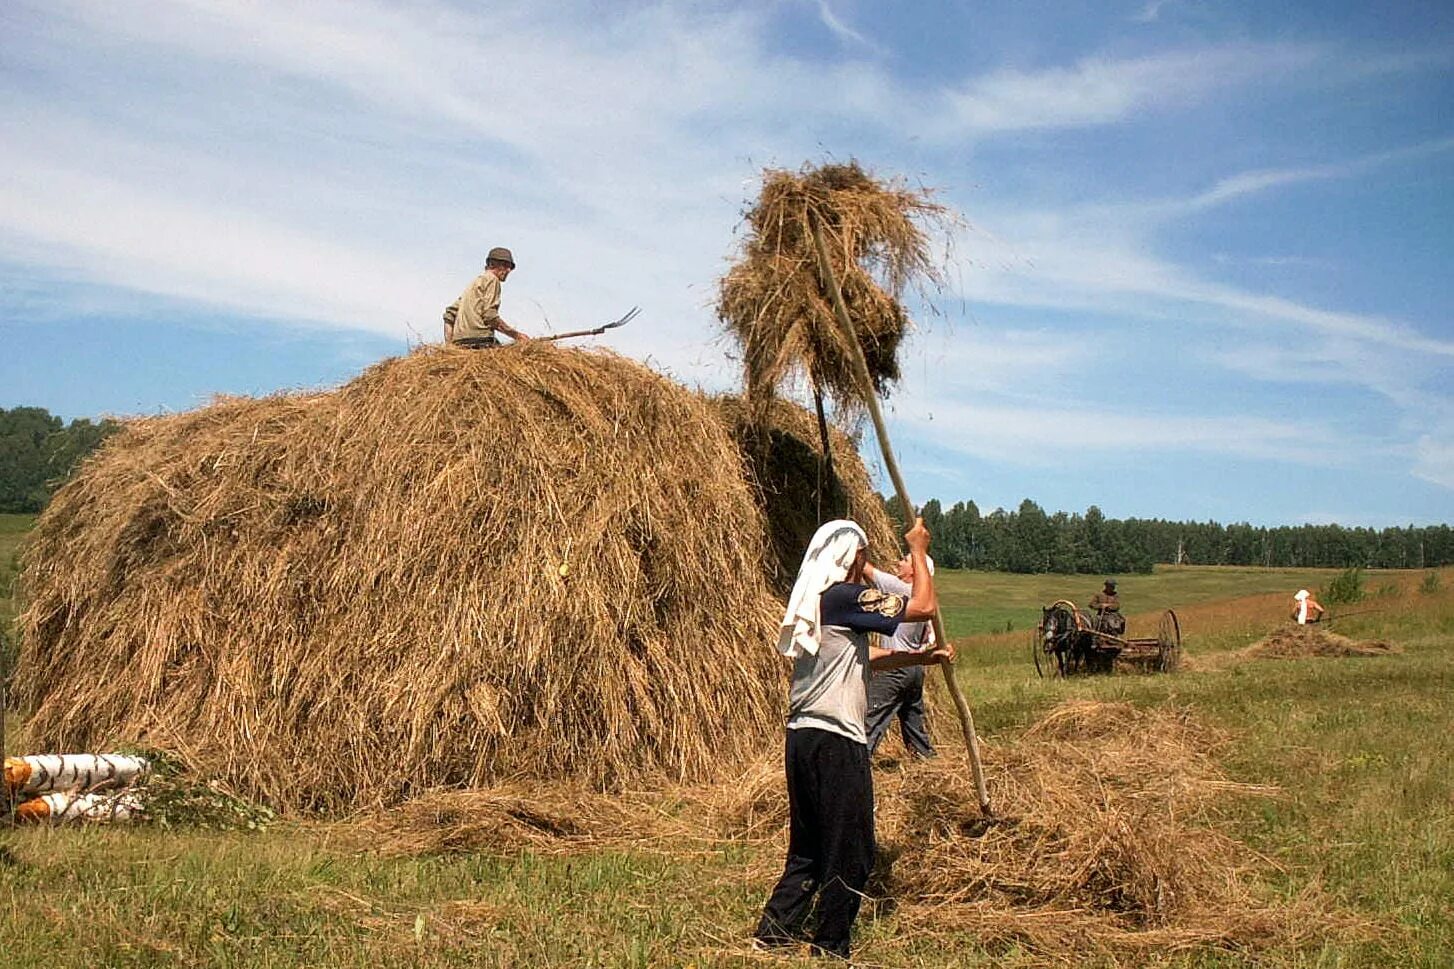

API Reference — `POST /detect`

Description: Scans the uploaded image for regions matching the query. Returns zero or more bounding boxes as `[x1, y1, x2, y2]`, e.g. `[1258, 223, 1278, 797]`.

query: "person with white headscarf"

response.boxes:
[755, 516, 952, 960]
[1291, 588, 1325, 625]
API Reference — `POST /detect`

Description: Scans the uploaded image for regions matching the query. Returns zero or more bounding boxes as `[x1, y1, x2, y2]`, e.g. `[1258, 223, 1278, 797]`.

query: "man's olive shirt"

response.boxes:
[445, 270, 502, 343]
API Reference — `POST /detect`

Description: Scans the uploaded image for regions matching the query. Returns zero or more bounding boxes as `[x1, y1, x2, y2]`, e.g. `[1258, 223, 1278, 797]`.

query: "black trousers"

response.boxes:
[755, 727, 875, 958]
[865, 665, 935, 758]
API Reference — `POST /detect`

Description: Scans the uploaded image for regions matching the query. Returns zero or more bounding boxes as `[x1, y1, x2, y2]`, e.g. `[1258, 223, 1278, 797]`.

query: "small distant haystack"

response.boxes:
[716, 160, 948, 413]
[714, 396, 897, 592]
[1244, 626, 1398, 659]
[18, 345, 785, 813]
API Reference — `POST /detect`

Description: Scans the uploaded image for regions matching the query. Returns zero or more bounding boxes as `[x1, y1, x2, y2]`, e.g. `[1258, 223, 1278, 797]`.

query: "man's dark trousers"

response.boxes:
[755, 727, 875, 958]
[866, 665, 935, 758]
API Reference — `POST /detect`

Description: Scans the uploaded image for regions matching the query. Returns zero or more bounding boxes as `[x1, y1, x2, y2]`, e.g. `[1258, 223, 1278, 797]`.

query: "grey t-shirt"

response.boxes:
[870, 572, 934, 652]
[786, 582, 906, 745]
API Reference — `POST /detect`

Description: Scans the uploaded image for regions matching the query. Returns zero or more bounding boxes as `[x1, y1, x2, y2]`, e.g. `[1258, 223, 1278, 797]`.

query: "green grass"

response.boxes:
[3, 511, 1452, 967]
[1, 514, 34, 756]
[0, 512, 32, 622]
[935, 564, 1398, 637]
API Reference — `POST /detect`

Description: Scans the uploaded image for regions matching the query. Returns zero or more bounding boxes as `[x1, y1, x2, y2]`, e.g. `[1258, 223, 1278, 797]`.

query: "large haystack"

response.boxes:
[717, 160, 948, 413]
[714, 395, 897, 592]
[17, 345, 788, 812]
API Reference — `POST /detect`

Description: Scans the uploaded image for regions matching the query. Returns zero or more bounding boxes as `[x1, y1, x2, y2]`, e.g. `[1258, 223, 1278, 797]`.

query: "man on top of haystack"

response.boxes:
[1089, 579, 1125, 636]
[1292, 589, 1326, 625]
[444, 247, 532, 348]
[755, 517, 953, 960]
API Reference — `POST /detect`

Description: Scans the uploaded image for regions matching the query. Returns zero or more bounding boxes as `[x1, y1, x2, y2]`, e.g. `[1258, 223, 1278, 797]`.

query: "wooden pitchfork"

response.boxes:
[536, 306, 641, 343]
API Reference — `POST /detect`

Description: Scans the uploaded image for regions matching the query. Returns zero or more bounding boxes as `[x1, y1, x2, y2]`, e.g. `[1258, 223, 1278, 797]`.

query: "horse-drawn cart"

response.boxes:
[1032, 601, 1183, 676]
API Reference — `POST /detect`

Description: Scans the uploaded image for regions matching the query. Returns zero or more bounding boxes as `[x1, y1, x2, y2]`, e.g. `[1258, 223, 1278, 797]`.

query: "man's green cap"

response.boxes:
[487, 247, 516, 268]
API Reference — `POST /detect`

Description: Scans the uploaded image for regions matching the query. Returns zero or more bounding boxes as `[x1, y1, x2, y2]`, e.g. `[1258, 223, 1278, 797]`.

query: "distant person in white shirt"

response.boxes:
[862, 553, 939, 758]
[1292, 589, 1325, 625]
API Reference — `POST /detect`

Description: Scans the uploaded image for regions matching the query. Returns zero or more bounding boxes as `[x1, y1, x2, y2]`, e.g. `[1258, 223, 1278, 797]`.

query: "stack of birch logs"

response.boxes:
[3, 754, 150, 823]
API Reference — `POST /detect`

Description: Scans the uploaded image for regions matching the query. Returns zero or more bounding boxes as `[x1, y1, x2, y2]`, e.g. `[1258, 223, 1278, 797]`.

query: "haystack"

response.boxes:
[716, 160, 948, 413]
[1244, 626, 1398, 659]
[17, 345, 789, 812]
[714, 395, 897, 592]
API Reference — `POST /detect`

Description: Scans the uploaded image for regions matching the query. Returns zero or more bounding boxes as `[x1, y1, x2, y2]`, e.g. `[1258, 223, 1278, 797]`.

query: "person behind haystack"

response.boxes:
[1292, 588, 1325, 625]
[755, 517, 953, 960]
[862, 553, 939, 759]
[443, 247, 532, 347]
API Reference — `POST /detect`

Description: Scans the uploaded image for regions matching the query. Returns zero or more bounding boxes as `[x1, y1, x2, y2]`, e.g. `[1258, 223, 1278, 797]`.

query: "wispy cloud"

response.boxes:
[811, 0, 876, 51]
[1413, 434, 1454, 490]
[896, 399, 1367, 468]
[1178, 136, 1454, 213]
[931, 44, 1318, 136]
[3, 0, 1451, 514]
[1131, 0, 1174, 24]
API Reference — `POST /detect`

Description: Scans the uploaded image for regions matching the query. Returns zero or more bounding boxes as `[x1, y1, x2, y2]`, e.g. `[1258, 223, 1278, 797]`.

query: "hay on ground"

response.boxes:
[18, 345, 788, 813]
[1244, 626, 1398, 659]
[354, 700, 1358, 960]
[714, 395, 897, 592]
[716, 160, 949, 413]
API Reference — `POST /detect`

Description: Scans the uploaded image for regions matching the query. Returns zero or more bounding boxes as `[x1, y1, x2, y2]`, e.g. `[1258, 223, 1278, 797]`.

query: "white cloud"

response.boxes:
[1132, 0, 1174, 24]
[896, 399, 1365, 468]
[812, 0, 876, 51]
[3, 0, 1451, 510]
[931, 44, 1318, 137]
[1413, 434, 1454, 490]
[1177, 136, 1454, 213]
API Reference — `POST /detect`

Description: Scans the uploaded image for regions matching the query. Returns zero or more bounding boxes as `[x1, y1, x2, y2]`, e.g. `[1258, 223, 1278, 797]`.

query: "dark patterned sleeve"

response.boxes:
[820, 583, 905, 635]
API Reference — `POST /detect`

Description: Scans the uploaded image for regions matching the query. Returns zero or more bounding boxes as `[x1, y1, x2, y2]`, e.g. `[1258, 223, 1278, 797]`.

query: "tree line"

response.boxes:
[2, 404, 1450, 572]
[0, 407, 120, 513]
[885, 497, 1454, 574]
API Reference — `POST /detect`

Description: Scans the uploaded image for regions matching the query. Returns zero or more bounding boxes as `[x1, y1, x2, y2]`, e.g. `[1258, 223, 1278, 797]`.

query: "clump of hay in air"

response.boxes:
[17, 345, 789, 814]
[716, 160, 950, 413]
[714, 395, 898, 592]
[1242, 626, 1398, 660]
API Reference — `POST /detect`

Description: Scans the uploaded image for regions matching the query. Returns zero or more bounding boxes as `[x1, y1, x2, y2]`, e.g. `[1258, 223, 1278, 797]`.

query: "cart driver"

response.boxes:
[1089, 579, 1125, 636]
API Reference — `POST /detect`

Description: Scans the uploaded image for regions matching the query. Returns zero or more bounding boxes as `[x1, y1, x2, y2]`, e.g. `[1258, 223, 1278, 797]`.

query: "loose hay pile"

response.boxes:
[18, 345, 797, 813]
[714, 395, 897, 592]
[1244, 625, 1398, 659]
[355, 701, 1354, 961]
[716, 160, 949, 412]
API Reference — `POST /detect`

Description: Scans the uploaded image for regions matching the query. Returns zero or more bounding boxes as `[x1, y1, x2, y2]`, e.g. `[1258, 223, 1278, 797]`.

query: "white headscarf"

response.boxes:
[1294, 589, 1310, 600]
[777, 519, 869, 658]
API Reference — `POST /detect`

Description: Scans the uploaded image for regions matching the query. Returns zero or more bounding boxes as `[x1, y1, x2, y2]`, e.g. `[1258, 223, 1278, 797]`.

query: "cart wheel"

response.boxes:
[1157, 610, 1182, 672]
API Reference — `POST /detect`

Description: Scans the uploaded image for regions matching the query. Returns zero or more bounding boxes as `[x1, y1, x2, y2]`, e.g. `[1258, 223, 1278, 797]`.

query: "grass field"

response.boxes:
[3, 511, 1452, 967]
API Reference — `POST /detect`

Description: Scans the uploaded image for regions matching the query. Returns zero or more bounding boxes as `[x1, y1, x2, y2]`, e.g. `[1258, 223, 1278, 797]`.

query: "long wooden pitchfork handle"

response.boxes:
[536, 306, 641, 343]
[808, 211, 993, 816]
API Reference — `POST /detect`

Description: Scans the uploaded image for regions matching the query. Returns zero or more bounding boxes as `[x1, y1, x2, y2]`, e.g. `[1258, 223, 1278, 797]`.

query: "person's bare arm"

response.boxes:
[902, 517, 937, 622]
[494, 319, 531, 342]
[871, 639, 955, 670]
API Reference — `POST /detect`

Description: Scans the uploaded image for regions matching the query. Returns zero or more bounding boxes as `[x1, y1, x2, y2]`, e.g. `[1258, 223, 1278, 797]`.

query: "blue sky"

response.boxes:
[1, 0, 1451, 527]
